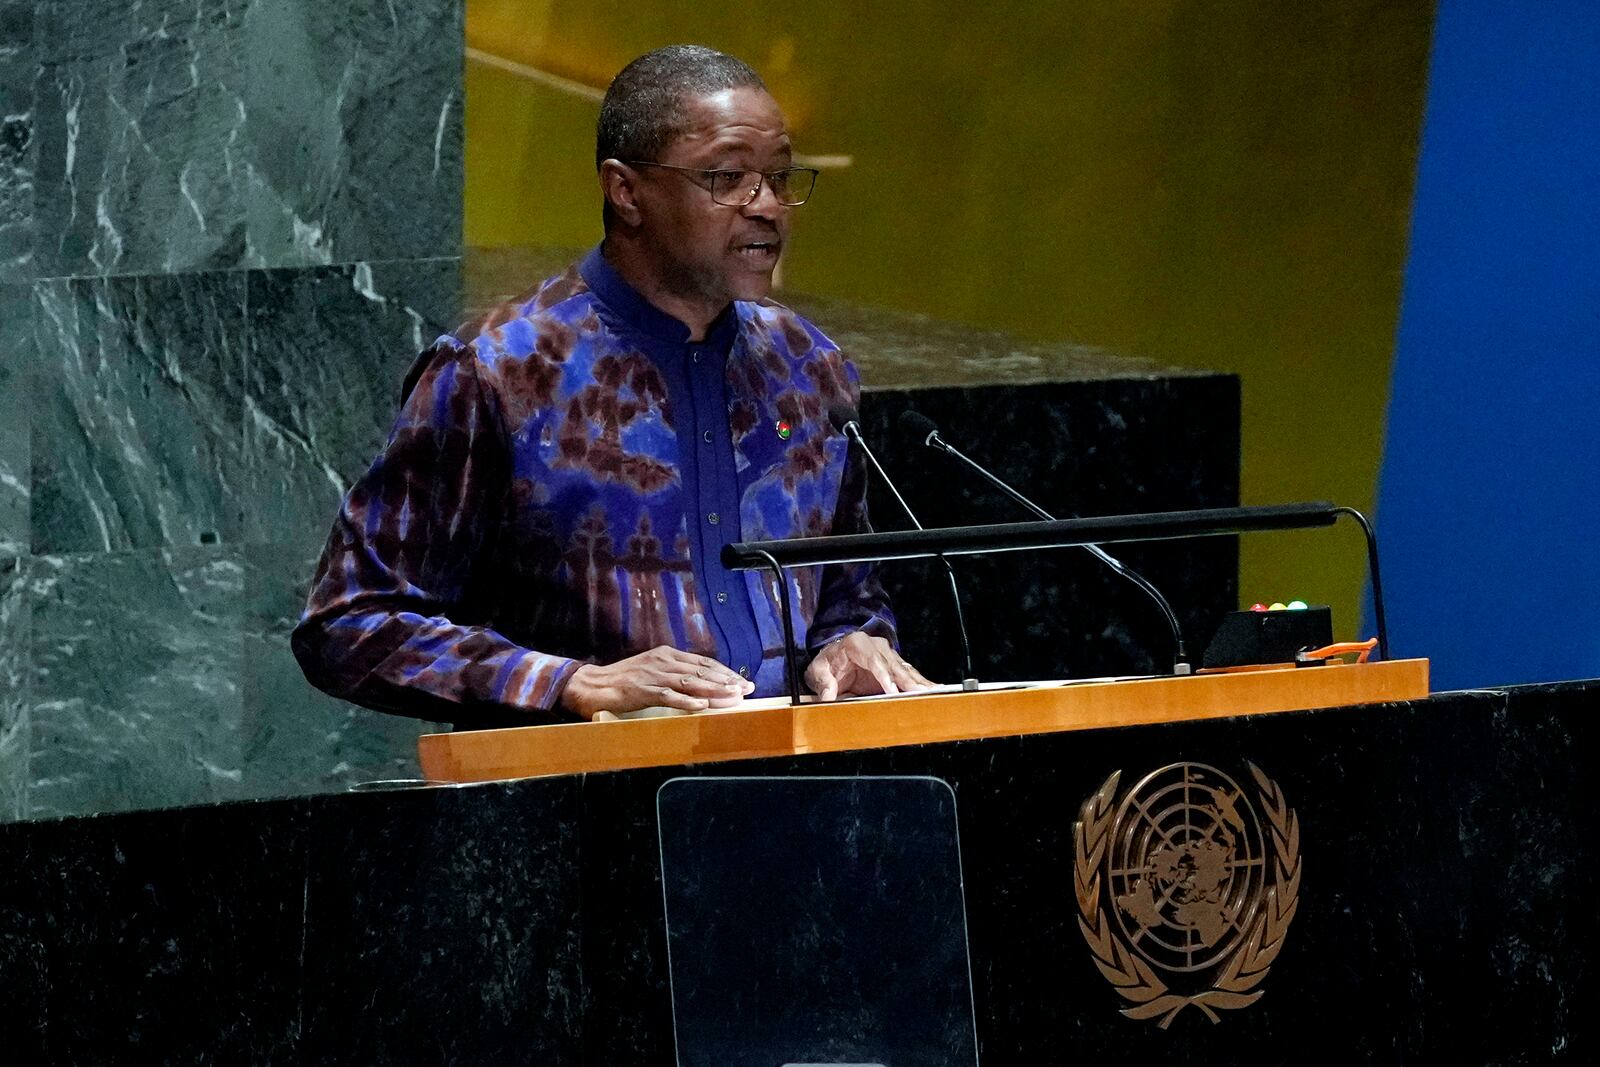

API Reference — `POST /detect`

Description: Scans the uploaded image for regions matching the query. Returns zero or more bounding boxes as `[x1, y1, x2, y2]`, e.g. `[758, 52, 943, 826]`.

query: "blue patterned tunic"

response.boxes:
[292, 247, 896, 726]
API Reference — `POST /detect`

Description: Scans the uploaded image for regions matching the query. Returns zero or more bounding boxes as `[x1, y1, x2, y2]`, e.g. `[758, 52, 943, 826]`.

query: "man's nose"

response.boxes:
[742, 176, 786, 217]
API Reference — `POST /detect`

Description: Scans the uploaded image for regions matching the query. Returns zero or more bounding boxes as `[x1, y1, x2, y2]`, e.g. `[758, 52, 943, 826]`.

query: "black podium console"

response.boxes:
[1, 668, 1597, 1064]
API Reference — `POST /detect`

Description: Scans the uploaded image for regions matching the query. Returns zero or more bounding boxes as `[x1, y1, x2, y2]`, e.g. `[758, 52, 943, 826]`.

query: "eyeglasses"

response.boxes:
[626, 161, 819, 207]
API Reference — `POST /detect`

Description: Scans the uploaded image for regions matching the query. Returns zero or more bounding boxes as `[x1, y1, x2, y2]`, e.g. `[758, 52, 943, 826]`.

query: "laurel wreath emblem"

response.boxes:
[1072, 762, 1302, 1028]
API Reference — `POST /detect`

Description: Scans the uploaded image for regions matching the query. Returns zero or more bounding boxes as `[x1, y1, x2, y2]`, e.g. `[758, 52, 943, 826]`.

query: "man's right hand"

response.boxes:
[561, 646, 755, 721]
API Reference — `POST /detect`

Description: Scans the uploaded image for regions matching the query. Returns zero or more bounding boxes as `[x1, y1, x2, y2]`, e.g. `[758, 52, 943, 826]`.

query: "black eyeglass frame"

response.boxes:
[624, 160, 820, 207]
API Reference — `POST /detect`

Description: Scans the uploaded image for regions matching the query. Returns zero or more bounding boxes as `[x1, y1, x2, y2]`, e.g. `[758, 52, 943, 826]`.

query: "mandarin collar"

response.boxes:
[580, 244, 740, 350]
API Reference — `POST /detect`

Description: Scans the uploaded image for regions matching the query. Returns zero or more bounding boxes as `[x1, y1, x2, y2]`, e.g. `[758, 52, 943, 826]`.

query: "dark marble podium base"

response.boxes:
[1, 680, 1595, 1063]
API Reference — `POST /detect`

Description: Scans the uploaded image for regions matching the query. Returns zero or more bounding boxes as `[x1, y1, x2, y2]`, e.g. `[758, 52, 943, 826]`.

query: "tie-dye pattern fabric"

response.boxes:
[292, 247, 896, 726]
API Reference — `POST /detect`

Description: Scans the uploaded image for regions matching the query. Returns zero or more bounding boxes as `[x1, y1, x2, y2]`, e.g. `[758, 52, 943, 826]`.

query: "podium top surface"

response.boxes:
[417, 659, 1429, 785]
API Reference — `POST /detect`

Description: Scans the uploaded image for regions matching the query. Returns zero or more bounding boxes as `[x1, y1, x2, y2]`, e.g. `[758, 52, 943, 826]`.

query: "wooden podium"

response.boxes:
[418, 658, 1429, 784]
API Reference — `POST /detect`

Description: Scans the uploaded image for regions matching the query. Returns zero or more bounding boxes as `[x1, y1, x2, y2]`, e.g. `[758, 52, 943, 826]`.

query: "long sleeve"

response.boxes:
[291, 338, 582, 725]
[804, 364, 899, 654]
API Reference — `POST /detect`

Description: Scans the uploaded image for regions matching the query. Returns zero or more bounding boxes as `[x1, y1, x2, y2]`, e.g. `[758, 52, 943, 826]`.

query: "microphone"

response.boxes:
[899, 410, 1192, 676]
[828, 404, 978, 687]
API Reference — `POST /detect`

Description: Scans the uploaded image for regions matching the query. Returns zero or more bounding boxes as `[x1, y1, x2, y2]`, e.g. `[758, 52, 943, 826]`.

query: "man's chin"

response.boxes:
[726, 268, 777, 304]
[731, 284, 774, 304]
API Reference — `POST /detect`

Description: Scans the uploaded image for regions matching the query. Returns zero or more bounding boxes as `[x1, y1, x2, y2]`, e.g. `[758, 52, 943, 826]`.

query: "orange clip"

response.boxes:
[1297, 639, 1379, 664]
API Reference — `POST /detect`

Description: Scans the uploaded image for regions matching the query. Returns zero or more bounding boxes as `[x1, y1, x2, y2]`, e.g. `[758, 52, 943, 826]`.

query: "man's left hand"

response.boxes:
[806, 632, 934, 701]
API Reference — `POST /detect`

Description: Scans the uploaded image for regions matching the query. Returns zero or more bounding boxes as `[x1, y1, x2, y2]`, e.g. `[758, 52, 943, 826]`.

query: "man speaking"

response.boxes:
[292, 45, 931, 726]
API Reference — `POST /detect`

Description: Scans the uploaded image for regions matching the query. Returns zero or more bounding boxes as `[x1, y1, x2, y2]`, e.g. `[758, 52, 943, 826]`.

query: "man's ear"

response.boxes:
[599, 160, 643, 228]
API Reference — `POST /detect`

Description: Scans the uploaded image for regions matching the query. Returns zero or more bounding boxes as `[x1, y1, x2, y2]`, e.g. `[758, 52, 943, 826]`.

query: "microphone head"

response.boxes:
[826, 403, 861, 434]
[898, 409, 940, 445]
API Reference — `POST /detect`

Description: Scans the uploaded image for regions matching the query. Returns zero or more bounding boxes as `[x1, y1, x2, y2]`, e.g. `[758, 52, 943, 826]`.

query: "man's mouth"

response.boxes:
[736, 240, 781, 261]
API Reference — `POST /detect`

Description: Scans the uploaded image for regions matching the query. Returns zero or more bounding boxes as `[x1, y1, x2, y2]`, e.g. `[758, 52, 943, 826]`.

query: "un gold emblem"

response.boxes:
[1073, 762, 1302, 1028]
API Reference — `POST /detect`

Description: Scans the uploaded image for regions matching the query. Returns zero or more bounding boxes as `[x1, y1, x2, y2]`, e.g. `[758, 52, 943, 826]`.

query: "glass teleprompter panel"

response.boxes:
[657, 776, 980, 1067]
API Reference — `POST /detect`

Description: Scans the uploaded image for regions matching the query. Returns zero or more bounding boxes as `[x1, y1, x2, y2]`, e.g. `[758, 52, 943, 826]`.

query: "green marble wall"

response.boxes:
[0, 0, 463, 822]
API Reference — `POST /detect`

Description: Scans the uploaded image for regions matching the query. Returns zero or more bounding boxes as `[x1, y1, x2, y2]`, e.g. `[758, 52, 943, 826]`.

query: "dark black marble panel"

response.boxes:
[27, 546, 246, 820]
[879, 705, 1408, 1063]
[242, 257, 460, 549]
[572, 766, 682, 1064]
[240, 540, 445, 797]
[1399, 683, 1599, 1060]
[297, 779, 586, 1066]
[30, 271, 247, 554]
[860, 376, 1240, 681]
[0, 0, 34, 282]
[0, 798, 310, 1063]
[510, 685, 1599, 1063]
[0, 684, 1596, 1061]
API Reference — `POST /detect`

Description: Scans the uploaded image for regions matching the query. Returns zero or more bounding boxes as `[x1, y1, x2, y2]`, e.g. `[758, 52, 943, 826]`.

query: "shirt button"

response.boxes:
[738, 666, 750, 678]
[707, 512, 720, 525]
[692, 351, 702, 364]
[702, 430, 713, 444]
[716, 591, 728, 604]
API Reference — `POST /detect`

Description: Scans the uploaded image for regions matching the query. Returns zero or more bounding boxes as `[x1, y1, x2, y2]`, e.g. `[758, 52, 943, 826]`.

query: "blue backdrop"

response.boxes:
[1378, 1, 1599, 689]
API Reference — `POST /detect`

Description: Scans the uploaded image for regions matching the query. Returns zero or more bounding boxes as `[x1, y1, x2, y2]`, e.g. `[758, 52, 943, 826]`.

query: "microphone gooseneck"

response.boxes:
[899, 409, 1191, 676]
[828, 405, 977, 686]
